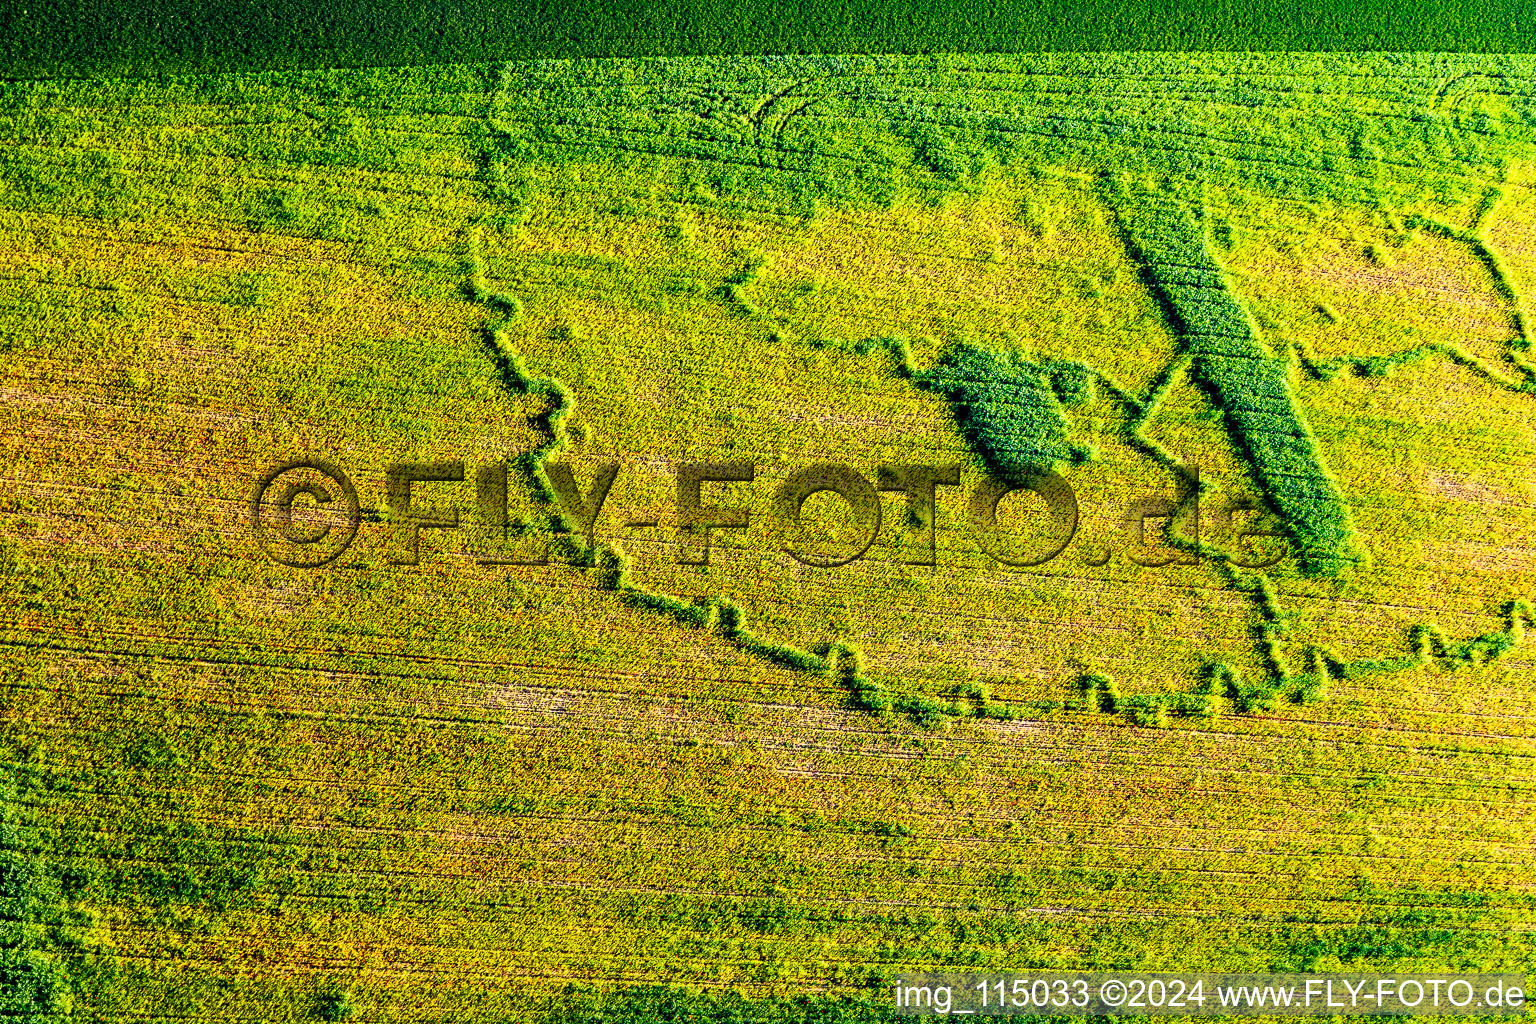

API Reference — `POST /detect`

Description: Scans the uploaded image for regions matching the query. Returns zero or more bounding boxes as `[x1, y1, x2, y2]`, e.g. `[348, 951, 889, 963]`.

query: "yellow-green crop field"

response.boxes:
[3, 53, 1536, 1021]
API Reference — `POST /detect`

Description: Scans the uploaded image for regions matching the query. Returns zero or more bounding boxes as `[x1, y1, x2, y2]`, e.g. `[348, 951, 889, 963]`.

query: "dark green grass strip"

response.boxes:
[8, 0, 1536, 78]
[1106, 177, 1358, 578]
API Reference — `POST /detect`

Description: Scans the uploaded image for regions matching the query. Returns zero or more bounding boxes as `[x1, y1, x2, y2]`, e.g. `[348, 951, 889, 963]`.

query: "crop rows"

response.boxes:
[1, 54, 1535, 1021]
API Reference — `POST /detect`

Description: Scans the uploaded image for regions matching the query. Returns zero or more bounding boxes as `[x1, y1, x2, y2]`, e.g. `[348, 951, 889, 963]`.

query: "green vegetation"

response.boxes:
[915, 342, 1095, 483]
[2, 51, 1536, 1022]
[544, 984, 897, 1022]
[0, 762, 118, 1023]
[12, 0, 1536, 79]
[1105, 177, 1358, 578]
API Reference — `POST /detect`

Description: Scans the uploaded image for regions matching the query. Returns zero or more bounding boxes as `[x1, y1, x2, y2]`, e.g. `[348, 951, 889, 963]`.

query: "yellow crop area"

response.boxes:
[1, 54, 1533, 1022]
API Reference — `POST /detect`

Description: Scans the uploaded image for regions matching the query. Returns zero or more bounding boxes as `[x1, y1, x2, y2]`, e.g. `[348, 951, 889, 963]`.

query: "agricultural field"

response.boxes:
[1, 51, 1536, 1021]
